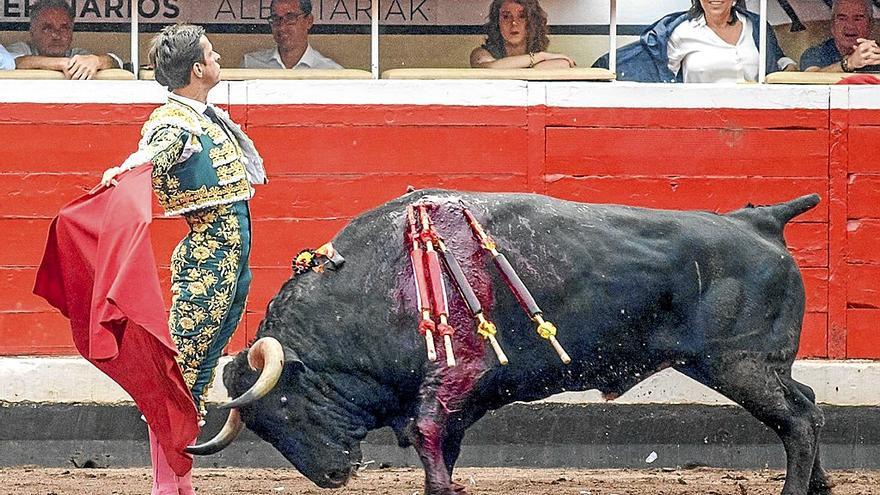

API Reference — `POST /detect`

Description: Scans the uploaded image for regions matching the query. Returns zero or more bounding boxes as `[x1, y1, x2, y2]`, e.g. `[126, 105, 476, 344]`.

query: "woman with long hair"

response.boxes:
[470, 0, 575, 69]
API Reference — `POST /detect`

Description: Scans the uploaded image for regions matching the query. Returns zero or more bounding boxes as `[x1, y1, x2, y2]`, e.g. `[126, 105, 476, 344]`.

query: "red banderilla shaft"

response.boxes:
[406, 206, 437, 361]
[419, 205, 456, 367]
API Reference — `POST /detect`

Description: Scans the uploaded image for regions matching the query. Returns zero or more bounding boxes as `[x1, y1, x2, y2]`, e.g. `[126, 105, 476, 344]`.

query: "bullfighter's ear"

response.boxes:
[282, 345, 305, 372]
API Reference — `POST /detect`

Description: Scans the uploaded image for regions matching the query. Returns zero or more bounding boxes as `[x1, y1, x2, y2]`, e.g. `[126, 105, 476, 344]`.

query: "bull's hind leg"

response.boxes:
[684, 360, 826, 495]
[792, 381, 833, 494]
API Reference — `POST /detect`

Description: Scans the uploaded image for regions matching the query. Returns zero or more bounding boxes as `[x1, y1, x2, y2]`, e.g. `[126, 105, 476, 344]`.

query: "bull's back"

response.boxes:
[290, 191, 807, 401]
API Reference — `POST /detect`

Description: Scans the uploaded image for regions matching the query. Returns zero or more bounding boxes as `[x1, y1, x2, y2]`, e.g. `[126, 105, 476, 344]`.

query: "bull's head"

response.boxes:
[187, 337, 363, 488]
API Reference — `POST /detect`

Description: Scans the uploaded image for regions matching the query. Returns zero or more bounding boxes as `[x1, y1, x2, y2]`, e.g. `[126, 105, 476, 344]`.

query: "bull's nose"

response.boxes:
[323, 469, 350, 487]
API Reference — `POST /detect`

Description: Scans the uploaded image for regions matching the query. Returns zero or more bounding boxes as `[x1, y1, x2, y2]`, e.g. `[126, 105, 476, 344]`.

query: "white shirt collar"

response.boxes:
[169, 92, 208, 115]
[271, 44, 319, 69]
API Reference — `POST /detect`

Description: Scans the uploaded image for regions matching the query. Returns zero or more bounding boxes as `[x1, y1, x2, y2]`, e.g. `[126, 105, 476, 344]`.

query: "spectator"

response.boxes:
[7, 0, 121, 79]
[593, 0, 795, 82]
[800, 0, 880, 72]
[470, 0, 575, 69]
[0, 44, 13, 70]
[242, 0, 342, 69]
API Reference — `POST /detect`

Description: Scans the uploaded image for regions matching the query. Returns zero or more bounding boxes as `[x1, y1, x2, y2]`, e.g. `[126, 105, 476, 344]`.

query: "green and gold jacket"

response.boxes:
[140, 98, 257, 216]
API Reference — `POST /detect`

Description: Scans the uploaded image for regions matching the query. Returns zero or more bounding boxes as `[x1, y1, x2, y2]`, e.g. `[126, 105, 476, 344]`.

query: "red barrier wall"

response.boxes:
[1, 92, 876, 359]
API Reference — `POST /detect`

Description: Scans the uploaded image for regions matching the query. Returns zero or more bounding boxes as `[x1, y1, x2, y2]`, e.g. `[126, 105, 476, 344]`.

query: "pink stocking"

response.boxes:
[148, 428, 180, 495]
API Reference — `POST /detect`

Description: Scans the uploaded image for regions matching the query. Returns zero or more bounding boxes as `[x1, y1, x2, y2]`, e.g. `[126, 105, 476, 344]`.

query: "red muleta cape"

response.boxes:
[33, 166, 199, 476]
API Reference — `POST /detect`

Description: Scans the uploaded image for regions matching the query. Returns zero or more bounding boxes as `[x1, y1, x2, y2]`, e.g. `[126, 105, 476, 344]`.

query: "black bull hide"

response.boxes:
[223, 190, 830, 495]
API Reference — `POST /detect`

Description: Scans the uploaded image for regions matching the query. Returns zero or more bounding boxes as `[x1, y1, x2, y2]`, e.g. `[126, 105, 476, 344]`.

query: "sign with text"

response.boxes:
[0, 0, 874, 27]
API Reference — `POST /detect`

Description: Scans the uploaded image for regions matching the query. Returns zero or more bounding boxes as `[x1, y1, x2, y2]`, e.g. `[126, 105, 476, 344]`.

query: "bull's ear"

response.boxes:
[283, 345, 305, 373]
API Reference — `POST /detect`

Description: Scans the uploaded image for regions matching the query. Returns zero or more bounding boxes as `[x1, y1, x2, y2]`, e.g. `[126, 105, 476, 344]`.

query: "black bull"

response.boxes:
[219, 190, 829, 495]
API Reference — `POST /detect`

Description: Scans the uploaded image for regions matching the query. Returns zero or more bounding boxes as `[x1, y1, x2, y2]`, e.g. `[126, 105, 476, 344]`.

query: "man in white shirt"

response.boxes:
[8, 0, 122, 79]
[242, 0, 342, 70]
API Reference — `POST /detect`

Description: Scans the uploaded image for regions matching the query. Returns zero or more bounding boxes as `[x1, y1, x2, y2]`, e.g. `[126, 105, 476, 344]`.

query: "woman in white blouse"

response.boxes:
[667, 0, 796, 83]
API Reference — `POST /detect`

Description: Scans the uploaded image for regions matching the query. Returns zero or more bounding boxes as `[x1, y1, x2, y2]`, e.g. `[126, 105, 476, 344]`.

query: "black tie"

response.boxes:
[203, 105, 221, 125]
[204, 106, 232, 140]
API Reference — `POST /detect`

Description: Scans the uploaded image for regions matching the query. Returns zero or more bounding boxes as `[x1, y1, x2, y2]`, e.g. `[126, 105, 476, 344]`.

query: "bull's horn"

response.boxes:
[185, 337, 285, 456]
[185, 408, 242, 455]
[221, 337, 285, 410]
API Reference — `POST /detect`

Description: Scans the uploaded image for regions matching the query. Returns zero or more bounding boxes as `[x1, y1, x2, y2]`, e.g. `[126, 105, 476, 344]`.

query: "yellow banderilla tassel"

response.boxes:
[533, 314, 571, 364]
[476, 313, 508, 365]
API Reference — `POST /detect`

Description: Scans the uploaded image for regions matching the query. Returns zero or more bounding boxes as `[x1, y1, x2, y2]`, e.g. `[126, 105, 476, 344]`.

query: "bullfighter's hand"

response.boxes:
[67, 54, 101, 80]
[100, 166, 121, 188]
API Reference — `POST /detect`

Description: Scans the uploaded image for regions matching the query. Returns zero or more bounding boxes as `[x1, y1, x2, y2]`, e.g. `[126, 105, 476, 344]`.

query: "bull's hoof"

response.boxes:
[808, 478, 834, 495]
[425, 481, 469, 495]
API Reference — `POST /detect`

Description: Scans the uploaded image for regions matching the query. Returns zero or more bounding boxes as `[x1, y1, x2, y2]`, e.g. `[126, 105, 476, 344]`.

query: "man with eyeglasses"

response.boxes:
[242, 0, 342, 69]
[8, 0, 122, 79]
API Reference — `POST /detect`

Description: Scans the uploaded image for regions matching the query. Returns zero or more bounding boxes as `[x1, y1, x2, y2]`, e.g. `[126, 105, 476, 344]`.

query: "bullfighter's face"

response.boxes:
[224, 352, 362, 488]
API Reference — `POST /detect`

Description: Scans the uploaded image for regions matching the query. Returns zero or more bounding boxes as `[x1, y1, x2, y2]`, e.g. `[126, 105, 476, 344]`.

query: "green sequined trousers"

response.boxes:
[168, 201, 252, 415]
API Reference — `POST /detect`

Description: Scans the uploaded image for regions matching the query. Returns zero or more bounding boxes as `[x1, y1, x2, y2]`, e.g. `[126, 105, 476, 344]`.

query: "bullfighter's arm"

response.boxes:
[100, 126, 192, 187]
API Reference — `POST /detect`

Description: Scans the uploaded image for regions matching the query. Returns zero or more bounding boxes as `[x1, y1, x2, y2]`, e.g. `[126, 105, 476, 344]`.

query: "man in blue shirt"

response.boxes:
[800, 0, 880, 72]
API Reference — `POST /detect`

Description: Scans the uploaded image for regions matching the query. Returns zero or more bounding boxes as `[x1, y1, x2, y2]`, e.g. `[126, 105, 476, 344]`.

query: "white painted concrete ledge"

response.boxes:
[1, 357, 878, 406]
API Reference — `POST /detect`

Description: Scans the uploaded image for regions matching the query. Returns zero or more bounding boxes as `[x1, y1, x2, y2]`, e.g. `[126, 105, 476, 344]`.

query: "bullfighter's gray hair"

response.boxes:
[149, 24, 206, 91]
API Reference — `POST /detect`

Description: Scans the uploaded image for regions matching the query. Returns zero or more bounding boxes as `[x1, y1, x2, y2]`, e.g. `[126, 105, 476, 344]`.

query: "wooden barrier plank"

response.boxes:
[248, 267, 293, 314]
[0, 218, 52, 266]
[802, 268, 828, 313]
[0, 268, 53, 312]
[848, 174, 880, 219]
[848, 264, 880, 309]
[224, 316, 248, 355]
[246, 310, 266, 344]
[847, 309, 880, 359]
[847, 219, 880, 264]
[545, 127, 828, 177]
[545, 108, 829, 130]
[250, 218, 350, 267]
[785, 222, 828, 268]
[545, 177, 829, 223]
[848, 109, 880, 126]
[246, 104, 529, 127]
[826, 92, 848, 360]
[797, 312, 827, 358]
[0, 173, 95, 218]
[0, 124, 141, 173]
[249, 174, 529, 220]
[0, 103, 156, 125]
[849, 126, 880, 174]
[249, 126, 529, 175]
[0, 312, 75, 355]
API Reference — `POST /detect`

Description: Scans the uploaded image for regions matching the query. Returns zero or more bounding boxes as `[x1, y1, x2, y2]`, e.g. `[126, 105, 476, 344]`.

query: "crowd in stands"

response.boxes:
[1, 0, 878, 82]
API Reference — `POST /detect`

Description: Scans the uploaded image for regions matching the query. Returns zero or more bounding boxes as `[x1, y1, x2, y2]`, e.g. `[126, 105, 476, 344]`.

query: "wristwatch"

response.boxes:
[841, 56, 853, 73]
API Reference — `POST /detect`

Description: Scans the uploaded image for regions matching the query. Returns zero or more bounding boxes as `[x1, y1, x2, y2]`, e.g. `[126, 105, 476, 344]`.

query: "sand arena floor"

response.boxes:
[1, 467, 879, 495]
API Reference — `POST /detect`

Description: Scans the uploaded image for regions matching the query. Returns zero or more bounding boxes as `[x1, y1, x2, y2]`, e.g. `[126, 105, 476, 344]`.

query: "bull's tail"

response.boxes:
[765, 194, 821, 225]
[729, 194, 821, 240]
